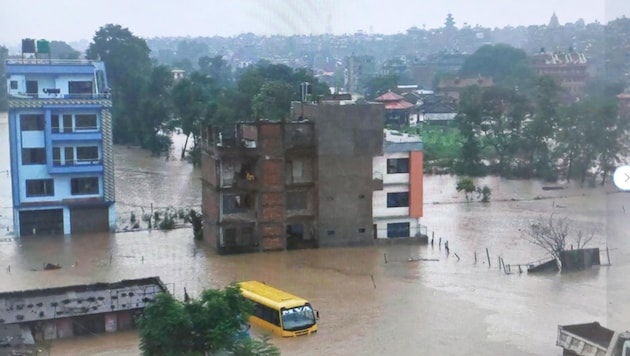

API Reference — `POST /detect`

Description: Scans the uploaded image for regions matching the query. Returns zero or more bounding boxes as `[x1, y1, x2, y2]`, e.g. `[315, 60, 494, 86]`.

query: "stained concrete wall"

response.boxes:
[293, 101, 384, 246]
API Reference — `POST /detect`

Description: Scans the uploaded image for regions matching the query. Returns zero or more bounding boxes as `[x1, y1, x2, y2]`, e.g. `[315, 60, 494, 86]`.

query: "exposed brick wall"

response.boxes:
[201, 151, 217, 186]
[261, 236, 284, 251]
[261, 205, 283, 221]
[260, 159, 283, 188]
[261, 192, 283, 206]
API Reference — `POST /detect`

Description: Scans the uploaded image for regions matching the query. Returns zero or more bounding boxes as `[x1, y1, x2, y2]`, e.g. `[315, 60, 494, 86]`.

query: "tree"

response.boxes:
[49, 41, 80, 59]
[363, 74, 399, 100]
[137, 285, 280, 356]
[456, 178, 476, 202]
[455, 85, 485, 176]
[138, 65, 175, 155]
[172, 72, 220, 163]
[479, 86, 530, 176]
[459, 44, 536, 90]
[87, 24, 153, 145]
[522, 214, 594, 272]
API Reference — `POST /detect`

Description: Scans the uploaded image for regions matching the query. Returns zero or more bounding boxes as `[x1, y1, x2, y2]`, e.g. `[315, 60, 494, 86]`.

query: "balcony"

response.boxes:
[48, 159, 103, 175]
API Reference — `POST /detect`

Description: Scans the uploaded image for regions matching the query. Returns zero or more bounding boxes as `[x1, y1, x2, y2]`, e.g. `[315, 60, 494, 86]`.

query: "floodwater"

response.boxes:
[1, 111, 629, 356]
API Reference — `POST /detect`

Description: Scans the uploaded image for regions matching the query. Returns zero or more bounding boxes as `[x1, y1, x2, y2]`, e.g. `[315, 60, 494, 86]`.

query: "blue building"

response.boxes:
[5, 57, 115, 236]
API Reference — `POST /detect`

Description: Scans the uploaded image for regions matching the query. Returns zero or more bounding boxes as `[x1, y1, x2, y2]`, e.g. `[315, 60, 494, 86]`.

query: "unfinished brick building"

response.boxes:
[201, 98, 385, 254]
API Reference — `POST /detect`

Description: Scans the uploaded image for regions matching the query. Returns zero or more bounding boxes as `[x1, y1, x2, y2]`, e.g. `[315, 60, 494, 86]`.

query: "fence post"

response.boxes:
[474, 252, 477, 264]
[606, 246, 611, 265]
[486, 248, 491, 267]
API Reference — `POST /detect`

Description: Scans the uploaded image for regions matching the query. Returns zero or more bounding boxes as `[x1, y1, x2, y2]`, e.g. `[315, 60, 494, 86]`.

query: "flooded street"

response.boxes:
[1, 112, 629, 355]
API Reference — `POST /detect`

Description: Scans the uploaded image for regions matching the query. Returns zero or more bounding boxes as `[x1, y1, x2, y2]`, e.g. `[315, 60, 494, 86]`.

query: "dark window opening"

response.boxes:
[327, 230, 335, 236]
[71, 177, 99, 195]
[358, 228, 366, 233]
[387, 192, 409, 208]
[51, 115, 60, 133]
[63, 114, 73, 132]
[20, 114, 44, 131]
[52, 147, 61, 166]
[64, 147, 75, 165]
[387, 222, 410, 238]
[252, 302, 280, 326]
[22, 148, 46, 165]
[224, 228, 237, 246]
[387, 158, 410, 174]
[10, 81, 18, 90]
[68, 81, 93, 95]
[26, 81, 38, 95]
[287, 191, 307, 210]
[239, 162, 255, 181]
[26, 179, 54, 197]
[75, 114, 98, 130]
[222, 194, 253, 213]
[76, 146, 99, 163]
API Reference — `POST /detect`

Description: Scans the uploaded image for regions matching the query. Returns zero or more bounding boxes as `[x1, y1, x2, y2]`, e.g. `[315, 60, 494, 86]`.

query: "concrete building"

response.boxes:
[201, 97, 425, 254]
[0, 277, 167, 348]
[530, 50, 589, 99]
[5, 56, 115, 236]
[372, 130, 424, 238]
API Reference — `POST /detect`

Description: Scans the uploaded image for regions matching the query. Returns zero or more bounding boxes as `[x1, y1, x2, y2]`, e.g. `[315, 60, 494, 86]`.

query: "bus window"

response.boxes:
[281, 304, 316, 331]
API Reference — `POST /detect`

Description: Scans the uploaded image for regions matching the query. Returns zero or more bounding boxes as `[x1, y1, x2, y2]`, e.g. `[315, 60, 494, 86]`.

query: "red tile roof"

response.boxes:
[383, 100, 415, 110]
[375, 91, 405, 101]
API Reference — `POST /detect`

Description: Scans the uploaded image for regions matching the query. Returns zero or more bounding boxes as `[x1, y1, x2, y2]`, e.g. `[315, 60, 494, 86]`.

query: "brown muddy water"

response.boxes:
[1, 112, 629, 355]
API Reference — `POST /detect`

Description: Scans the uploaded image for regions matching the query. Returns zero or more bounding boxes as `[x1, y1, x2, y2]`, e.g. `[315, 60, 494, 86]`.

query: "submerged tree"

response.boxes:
[137, 285, 280, 356]
[522, 214, 594, 272]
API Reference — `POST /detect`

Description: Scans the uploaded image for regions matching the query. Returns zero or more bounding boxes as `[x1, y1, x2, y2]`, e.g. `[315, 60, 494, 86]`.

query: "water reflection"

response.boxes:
[0, 111, 628, 355]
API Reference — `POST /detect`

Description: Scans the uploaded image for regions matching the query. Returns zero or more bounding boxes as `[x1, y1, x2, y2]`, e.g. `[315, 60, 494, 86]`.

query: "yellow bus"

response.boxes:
[238, 280, 318, 337]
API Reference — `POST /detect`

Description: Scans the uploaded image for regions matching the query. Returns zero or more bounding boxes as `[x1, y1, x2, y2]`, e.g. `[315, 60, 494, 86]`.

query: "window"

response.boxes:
[387, 158, 409, 174]
[63, 114, 73, 132]
[387, 222, 410, 238]
[10, 81, 17, 90]
[70, 177, 99, 195]
[222, 194, 252, 214]
[252, 302, 280, 326]
[224, 228, 237, 246]
[51, 115, 60, 133]
[75, 114, 98, 130]
[387, 192, 409, 208]
[287, 191, 307, 210]
[68, 81, 93, 95]
[26, 80, 38, 95]
[65, 147, 75, 165]
[22, 148, 46, 165]
[26, 179, 54, 197]
[52, 147, 61, 166]
[20, 114, 44, 131]
[76, 146, 99, 163]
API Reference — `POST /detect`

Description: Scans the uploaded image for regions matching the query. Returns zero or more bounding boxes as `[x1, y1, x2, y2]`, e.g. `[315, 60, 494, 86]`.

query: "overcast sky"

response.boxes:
[1, 0, 629, 47]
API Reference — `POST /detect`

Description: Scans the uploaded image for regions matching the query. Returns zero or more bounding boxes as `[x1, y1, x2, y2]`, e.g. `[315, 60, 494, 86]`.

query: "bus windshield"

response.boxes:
[281, 305, 316, 331]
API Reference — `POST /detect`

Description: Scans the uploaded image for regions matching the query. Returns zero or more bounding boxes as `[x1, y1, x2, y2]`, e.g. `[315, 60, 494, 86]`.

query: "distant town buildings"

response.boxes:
[530, 50, 589, 99]
[5, 39, 116, 236]
[437, 76, 494, 101]
[200, 96, 424, 254]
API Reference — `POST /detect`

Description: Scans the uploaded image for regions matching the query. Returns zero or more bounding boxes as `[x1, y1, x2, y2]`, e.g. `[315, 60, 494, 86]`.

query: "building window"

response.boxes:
[68, 81, 93, 95]
[26, 81, 38, 95]
[75, 114, 98, 130]
[222, 193, 252, 214]
[76, 146, 99, 163]
[52, 147, 61, 166]
[387, 158, 409, 174]
[64, 147, 75, 165]
[20, 114, 44, 131]
[387, 192, 409, 208]
[224, 228, 237, 246]
[21, 148, 46, 165]
[287, 191, 307, 210]
[10, 81, 18, 90]
[387, 222, 410, 238]
[26, 179, 54, 197]
[70, 177, 99, 195]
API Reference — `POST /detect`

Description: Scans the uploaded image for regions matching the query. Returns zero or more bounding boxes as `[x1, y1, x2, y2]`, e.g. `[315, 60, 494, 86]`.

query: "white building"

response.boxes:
[372, 129, 424, 239]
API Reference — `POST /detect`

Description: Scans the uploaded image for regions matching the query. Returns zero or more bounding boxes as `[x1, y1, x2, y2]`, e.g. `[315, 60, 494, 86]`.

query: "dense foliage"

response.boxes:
[137, 285, 280, 356]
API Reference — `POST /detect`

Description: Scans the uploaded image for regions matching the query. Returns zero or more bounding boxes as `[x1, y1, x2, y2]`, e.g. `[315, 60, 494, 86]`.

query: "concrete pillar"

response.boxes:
[43, 321, 57, 340]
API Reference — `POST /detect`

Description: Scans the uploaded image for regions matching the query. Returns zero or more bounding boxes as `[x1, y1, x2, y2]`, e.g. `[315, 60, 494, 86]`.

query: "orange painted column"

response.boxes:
[409, 151, 423, 218]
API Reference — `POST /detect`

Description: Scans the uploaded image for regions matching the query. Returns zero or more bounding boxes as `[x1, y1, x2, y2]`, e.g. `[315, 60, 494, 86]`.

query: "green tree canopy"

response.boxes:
[137, 285, 280, 356]
[49, 41, 80, 59]
[459, 44, 536, 90]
